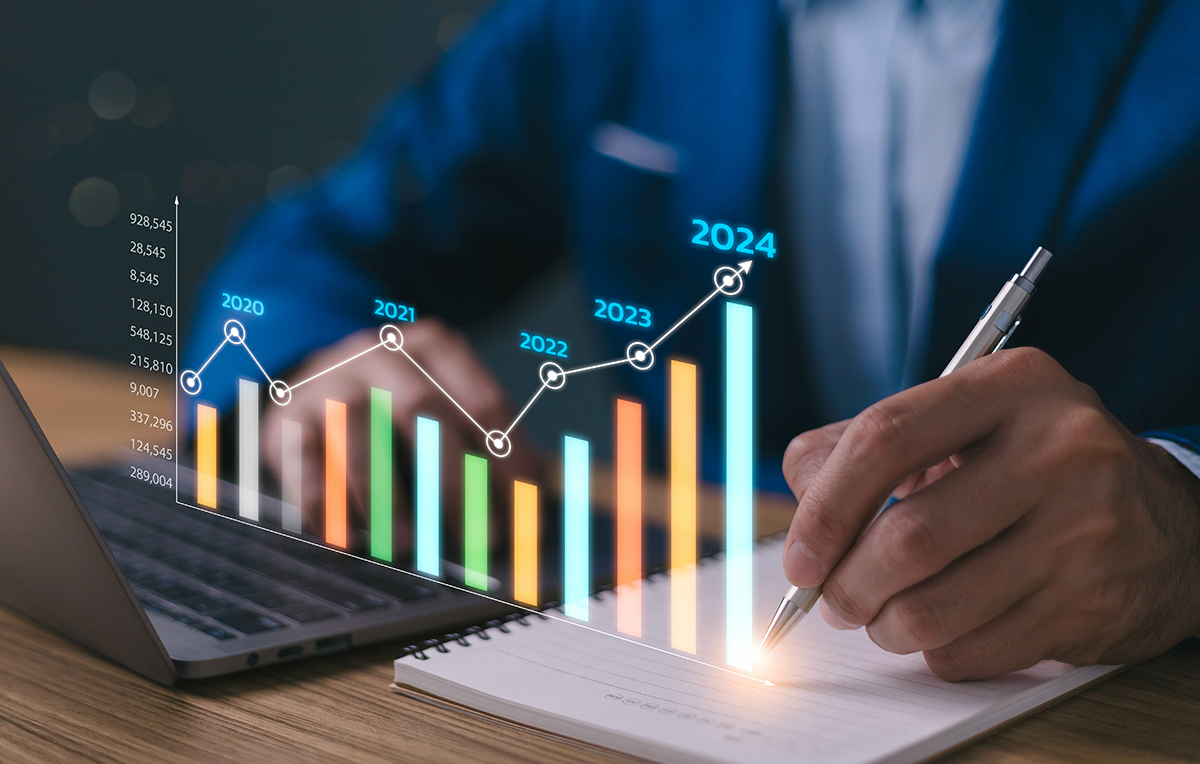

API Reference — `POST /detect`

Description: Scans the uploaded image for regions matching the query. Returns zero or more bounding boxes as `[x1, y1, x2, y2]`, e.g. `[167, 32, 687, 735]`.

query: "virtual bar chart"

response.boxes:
[183, 262, 757, 665]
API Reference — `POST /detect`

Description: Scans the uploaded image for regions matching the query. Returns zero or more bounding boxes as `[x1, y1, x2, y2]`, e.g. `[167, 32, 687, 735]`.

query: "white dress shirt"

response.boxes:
[783, 0, 1003, 421]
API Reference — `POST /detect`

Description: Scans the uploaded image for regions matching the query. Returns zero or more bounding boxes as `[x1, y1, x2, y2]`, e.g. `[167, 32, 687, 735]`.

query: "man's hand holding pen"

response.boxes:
[780, 347, 1200, 680]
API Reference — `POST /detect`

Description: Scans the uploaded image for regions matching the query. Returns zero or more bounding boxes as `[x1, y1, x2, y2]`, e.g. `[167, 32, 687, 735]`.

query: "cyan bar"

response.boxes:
[416, 416, 441, 577]
[563, 435, 590, 621]
[725, 301, 754, 668]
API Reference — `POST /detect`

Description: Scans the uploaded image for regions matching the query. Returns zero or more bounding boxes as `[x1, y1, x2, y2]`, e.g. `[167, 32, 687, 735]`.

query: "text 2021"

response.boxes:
[373, 300, 416, 322]
[690, 219, 775, 258]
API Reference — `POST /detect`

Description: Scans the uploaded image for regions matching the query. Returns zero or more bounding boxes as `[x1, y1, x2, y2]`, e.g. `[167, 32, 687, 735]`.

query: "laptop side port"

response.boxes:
[315, 635, 351, 653]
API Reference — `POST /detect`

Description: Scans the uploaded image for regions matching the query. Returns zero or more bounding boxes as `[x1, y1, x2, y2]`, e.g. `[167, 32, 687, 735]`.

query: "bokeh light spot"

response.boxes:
[69, 177, 121, 227]
[225, 161, 266, 206]
[298, 140, 355, 175]
[47, 99, 94, 144]
[130, 80, 172, 128]
[11, 117, 58, 163]
[266, 165, 312, 201]
[114, 170, 155, 212]
[181, 159, 226, 205]
[88, 71, 137, 120]
[437, 12, 474, 51]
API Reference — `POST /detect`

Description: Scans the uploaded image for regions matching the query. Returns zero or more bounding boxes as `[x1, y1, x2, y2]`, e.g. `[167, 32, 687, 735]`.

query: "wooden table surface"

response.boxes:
[1, 346, 1198, 764]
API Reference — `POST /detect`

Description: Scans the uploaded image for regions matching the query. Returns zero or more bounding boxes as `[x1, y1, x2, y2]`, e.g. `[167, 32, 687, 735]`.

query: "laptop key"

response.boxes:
[244, 589, 304, 610]
[276, 603, 340, 623]
[136, 595, 167, 613]
[180, 594, 235, 614]
[225, 578, 269, 597]
[299, 582, 388, 612]
[342, 567, 434, 602]
[131, 571, 177, 589]
[152, 583, 203, 602]
[197, 624, 238, 641]
[164, 610, 204, 626]
[212, 609, 285, 635]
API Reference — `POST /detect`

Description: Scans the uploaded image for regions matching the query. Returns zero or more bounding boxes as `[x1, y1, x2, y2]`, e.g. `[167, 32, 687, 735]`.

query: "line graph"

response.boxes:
[181, 260, 754, 458]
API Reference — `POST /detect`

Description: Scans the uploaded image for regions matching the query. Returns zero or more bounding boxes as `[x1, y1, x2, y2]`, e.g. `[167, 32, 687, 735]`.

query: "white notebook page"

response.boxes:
[394, 539, 1119, 764]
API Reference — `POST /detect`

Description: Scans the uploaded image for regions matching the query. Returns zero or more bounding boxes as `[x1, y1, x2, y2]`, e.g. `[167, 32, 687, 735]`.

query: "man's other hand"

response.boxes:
[260, 320, 541, 552]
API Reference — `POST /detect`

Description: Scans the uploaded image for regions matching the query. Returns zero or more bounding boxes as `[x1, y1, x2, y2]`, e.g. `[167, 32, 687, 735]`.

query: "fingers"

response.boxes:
[783, 351, 1041, 589]
[819, 447, 1034, 629]
[782, 419, 851, 501]
[404, 320, 543, 475]
[921, 595, 1053, 681]
[255, 321, 544, 558]
[861, 516, 1047, 654]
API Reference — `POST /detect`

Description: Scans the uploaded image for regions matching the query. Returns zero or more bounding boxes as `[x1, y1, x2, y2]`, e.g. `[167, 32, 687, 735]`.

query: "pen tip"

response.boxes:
[765, 680, 775, 687]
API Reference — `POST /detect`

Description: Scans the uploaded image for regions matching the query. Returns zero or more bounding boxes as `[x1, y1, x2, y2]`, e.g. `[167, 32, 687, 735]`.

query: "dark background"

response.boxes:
[0, 0, 615, 454]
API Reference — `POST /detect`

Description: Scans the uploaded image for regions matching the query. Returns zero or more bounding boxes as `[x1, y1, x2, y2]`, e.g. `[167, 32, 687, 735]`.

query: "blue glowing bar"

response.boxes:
[725, 301, 754, 668]
[416, 416, 440, 577]
[563, 435, 590, 621]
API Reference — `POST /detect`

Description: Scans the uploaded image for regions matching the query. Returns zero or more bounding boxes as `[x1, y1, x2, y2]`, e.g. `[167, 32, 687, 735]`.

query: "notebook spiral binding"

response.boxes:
[398, 529, 791, 660]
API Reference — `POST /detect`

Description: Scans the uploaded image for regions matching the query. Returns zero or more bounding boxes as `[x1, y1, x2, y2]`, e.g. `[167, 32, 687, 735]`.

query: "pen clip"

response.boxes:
[993, 317, 1022, 352]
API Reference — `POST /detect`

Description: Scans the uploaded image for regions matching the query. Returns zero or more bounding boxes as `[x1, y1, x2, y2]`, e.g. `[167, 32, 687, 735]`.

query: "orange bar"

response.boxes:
[513, 481, 538, 606]
[670, 361, 698, 653]
[196, 404, 218, 509]
[325, 399, 347, 548]
[615, 398, 642, 637]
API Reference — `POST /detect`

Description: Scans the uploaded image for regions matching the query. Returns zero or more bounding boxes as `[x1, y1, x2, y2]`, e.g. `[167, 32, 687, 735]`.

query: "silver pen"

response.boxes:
[756, 246, 1054, 660]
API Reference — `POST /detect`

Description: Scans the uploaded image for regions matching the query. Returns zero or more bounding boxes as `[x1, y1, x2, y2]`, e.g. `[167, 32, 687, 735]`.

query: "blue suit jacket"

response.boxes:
[187, 0, 1200, 492]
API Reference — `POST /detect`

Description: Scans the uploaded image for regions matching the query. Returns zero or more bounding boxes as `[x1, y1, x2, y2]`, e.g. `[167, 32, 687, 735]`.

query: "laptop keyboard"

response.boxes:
[74, 478, 434, 642]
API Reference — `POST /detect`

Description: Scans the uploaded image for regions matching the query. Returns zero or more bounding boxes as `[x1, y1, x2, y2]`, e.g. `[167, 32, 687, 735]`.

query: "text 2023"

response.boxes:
[691, 219, 775, 258]
[593, 299, 651, 328]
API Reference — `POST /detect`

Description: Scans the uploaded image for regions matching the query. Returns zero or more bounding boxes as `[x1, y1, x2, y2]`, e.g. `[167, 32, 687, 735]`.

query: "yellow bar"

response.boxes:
[196, 404, 218, 509]
[326, 399, 347, 548]
[670, 360, 697, 653]
[513, 481, 538, 606]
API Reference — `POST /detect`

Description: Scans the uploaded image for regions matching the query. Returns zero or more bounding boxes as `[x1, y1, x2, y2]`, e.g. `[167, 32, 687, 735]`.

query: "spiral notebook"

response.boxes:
[391, 538, 1121, 764]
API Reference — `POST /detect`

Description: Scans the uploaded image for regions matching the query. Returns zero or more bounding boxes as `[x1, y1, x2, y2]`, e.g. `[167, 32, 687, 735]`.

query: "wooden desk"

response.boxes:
[1, 346, 1198, 764]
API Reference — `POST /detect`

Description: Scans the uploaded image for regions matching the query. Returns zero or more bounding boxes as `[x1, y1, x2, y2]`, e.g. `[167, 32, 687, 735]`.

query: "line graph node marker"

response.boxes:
[224, 319, 247, 345]
[180, 370, 201, 396]
[540, 361, 566, 390]
[714, 266, 745, 296]
[485, 430, 512, 458]
[380, 325, 403, 351]
[270, 380, 293, 406]
[626, 341, 655, 371]
[185, 260, 759, 451]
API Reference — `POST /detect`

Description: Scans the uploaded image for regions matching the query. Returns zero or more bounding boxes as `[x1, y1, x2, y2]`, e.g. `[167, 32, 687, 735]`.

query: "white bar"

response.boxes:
[282, 419, 303, 533]
[238, 379, 260, 521]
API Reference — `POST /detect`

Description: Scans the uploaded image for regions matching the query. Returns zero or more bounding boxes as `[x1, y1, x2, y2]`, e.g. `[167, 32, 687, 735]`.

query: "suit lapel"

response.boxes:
[921, 0, 1154, 379]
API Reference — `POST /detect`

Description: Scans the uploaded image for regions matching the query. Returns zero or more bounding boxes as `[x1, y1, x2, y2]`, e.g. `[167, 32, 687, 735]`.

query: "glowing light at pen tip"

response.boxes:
[765, 680, 775, 687]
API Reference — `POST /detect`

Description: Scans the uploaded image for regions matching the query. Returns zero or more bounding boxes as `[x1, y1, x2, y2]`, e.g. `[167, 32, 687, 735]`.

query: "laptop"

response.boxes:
[0, 357, 509, 685]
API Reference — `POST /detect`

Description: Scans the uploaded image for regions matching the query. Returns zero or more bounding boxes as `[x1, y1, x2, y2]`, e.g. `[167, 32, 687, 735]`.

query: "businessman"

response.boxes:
[187, 0, 1200, 679]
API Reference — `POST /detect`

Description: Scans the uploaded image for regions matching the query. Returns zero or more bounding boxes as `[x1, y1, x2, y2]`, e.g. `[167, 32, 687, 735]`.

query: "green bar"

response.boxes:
[464, 454, 488, 590]
[370, 387, 392, 562]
